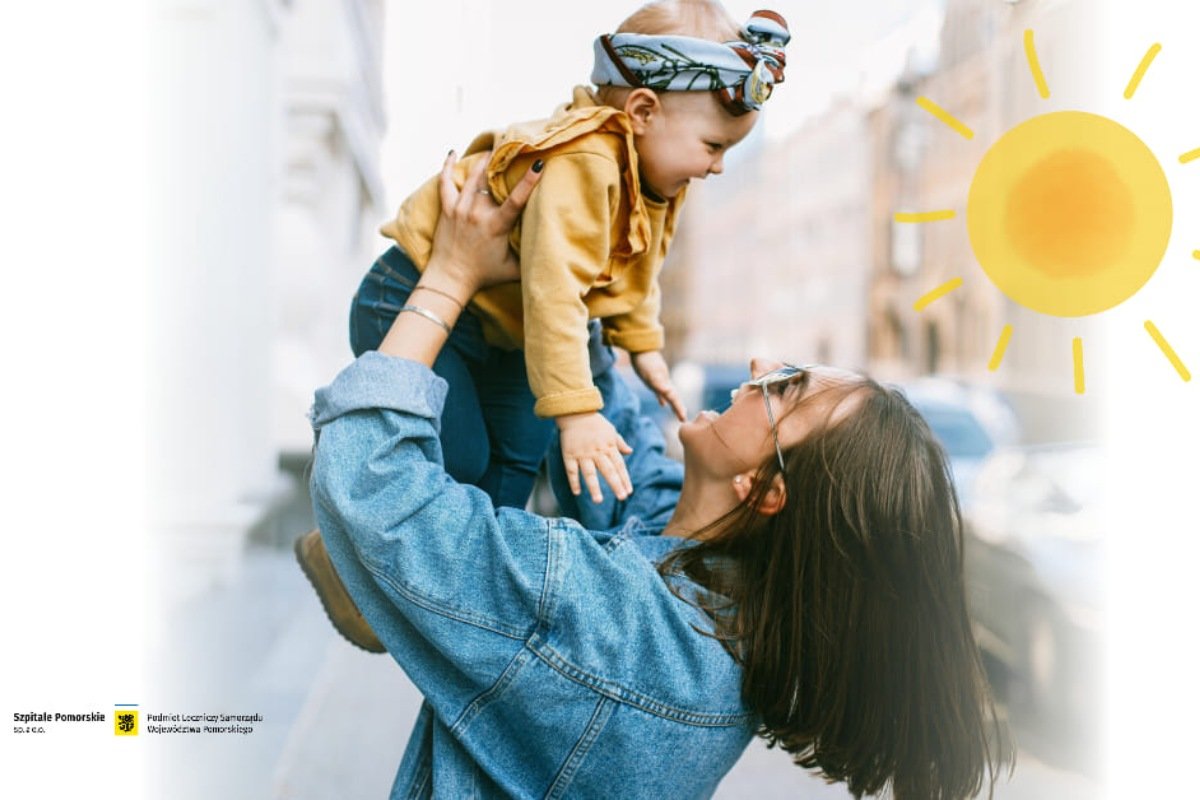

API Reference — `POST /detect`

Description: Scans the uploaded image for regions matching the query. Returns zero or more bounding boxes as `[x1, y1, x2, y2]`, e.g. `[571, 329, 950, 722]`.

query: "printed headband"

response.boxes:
[591, 9, 789, 115]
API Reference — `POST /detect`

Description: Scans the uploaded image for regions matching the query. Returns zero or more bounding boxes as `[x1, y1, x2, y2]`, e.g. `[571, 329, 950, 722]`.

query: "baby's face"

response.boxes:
[633, 91, 758, 198]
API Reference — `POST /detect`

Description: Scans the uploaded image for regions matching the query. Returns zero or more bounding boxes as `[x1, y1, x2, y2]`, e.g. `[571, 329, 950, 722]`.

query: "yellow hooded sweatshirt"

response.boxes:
[380, 86, 684, 419]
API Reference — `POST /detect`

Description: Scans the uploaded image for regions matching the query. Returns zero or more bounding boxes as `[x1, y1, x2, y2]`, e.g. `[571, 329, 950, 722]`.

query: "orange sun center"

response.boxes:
[1005, 149, 1135, 279]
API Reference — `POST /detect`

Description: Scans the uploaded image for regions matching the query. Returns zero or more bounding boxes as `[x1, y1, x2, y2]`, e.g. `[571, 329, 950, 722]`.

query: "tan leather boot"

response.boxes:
[294, 529, 385, 653]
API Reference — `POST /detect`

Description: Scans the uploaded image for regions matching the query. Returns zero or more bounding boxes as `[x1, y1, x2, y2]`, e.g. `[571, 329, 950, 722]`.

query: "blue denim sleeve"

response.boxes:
[309, 353, 554, 698]
[546, 323, 683, 532]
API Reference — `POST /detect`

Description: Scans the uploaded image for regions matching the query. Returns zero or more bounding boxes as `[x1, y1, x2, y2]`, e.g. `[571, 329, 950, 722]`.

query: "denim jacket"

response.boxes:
[309, 341, 755, 799]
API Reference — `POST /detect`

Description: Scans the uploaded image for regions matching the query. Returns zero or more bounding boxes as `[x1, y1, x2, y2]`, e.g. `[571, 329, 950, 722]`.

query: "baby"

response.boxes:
[349, 0, 789, 507]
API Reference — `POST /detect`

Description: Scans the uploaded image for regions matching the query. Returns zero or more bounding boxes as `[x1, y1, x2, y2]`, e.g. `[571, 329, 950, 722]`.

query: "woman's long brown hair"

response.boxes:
[661, 378, 1009, 799]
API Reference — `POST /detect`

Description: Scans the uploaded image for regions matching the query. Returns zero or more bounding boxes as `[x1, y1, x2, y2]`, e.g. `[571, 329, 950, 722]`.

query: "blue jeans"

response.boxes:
[349, 247, 554, 509]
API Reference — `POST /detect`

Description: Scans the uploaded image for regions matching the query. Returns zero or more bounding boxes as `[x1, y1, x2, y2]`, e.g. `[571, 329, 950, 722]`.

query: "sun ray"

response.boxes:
[1024, 29, 1051, 99]
[894, 210, 956, 223]
[1181, 148, 1200, 164]
[916, 96, 975, 139]
[1072, 338, 1085, 395]
[1144, 320, 1192, 381]
[1123, 43, 1162, 99]
[913, 278, 963, 312]
[987, 324, 1013, 371]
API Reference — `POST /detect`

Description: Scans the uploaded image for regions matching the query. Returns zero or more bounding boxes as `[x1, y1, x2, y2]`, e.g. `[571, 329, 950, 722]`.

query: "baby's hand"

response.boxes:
[556, 412, 633, 503]
[631, 350, 687, 422]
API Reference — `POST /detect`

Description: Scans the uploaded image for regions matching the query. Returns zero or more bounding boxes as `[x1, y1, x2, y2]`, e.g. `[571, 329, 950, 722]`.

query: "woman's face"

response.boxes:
[677, 358, 864, 479]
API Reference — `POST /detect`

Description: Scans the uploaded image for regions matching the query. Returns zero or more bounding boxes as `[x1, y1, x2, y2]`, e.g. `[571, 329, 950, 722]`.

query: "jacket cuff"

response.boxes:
[602, 327, 664, 354]
[310, 351, 447, 429]
[534, 387, 604, 418]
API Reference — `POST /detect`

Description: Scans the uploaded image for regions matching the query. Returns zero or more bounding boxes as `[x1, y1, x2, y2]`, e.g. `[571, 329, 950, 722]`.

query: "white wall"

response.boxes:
[150, 0, 284, 589]
[148, 0, 387, 595]
[272, 0, 387, 454]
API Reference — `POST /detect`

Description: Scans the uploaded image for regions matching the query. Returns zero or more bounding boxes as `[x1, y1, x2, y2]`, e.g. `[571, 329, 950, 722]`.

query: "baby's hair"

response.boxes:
[596, 0, 743, 107]
[616, 0, 740, 39]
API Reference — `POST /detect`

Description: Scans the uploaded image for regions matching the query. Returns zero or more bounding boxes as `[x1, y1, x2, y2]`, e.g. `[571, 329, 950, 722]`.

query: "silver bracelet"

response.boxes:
[410, 284, 465, 310]
[399, 304, 452, 334]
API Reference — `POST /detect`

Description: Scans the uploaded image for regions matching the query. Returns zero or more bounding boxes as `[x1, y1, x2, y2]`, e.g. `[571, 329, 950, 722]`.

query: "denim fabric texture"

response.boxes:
[309, 340, 755, 799]
[349, 246, 554, 509]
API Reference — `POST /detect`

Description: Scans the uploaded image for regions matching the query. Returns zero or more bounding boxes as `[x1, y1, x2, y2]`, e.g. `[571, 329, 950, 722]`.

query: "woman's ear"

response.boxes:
[732, 473, 788, 516]
[624, 88, 661, 134]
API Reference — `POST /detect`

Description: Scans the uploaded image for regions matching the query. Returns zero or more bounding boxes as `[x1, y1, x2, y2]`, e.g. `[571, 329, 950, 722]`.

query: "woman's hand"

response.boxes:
[631, 350, 687, 422]
[422, 151, 544, 302]
[378, 152, 541, 366]
[556, 411, 634, 503]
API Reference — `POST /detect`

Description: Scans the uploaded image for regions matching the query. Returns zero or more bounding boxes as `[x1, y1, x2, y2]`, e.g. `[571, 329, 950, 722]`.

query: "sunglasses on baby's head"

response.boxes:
[732, 364, 814, 472]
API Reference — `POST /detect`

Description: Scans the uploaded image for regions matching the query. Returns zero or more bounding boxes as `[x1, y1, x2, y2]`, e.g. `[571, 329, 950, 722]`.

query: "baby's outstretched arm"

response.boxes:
[555, 411, 633, 504]
[631, 350, 687, 422]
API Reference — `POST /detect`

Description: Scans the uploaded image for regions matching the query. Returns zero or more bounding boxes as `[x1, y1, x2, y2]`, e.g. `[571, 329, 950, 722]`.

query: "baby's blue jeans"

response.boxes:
[349, 246, 554, 509]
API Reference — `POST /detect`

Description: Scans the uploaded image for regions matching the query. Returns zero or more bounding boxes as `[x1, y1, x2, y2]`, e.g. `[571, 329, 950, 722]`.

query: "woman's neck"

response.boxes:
[664, 476, 739, 540]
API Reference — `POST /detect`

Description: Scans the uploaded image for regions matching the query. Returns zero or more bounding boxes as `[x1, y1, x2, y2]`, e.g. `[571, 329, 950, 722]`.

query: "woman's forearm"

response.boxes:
[376, 265, 473, 367]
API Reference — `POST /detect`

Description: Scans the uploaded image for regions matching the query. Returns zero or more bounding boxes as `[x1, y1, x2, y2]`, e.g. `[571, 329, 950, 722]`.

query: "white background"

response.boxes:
[2, 1, 150, 795]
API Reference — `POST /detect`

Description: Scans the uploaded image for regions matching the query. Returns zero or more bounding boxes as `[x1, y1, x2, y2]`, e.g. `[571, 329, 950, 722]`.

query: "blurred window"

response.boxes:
[891, 218, 921, 276]
[924, 321, 941, 374]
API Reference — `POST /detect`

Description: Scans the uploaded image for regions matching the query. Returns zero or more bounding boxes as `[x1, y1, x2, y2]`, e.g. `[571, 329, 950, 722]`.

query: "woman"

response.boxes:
[304, 154, 1006, 798]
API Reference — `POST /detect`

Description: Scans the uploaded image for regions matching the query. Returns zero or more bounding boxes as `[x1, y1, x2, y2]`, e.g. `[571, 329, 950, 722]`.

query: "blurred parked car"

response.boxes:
[961, 442, 1106, 727]
[899, 377, 1021, 509]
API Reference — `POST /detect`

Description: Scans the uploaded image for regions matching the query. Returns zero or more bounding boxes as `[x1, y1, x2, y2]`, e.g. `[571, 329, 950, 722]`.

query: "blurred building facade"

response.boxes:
[667, 0, 1104, 438]
[665, 99, 872, 370]
[151, 0, 385, 597]
[877, 0, 1104, 437]
[869, 0, 1006, 384]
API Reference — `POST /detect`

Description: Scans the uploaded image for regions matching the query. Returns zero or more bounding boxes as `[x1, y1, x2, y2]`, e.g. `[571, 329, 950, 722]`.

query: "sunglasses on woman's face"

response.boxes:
[731, 364, 813, 472]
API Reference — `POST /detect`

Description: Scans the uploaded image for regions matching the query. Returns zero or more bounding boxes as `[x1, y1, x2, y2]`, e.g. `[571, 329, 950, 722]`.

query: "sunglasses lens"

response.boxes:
[764, 366, 801, 384]
[739, 364, 810, 397]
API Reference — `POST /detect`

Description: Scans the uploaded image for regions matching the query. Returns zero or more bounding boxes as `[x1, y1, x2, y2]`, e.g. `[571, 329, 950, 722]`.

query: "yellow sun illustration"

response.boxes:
[897, 30, 1193, 394]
